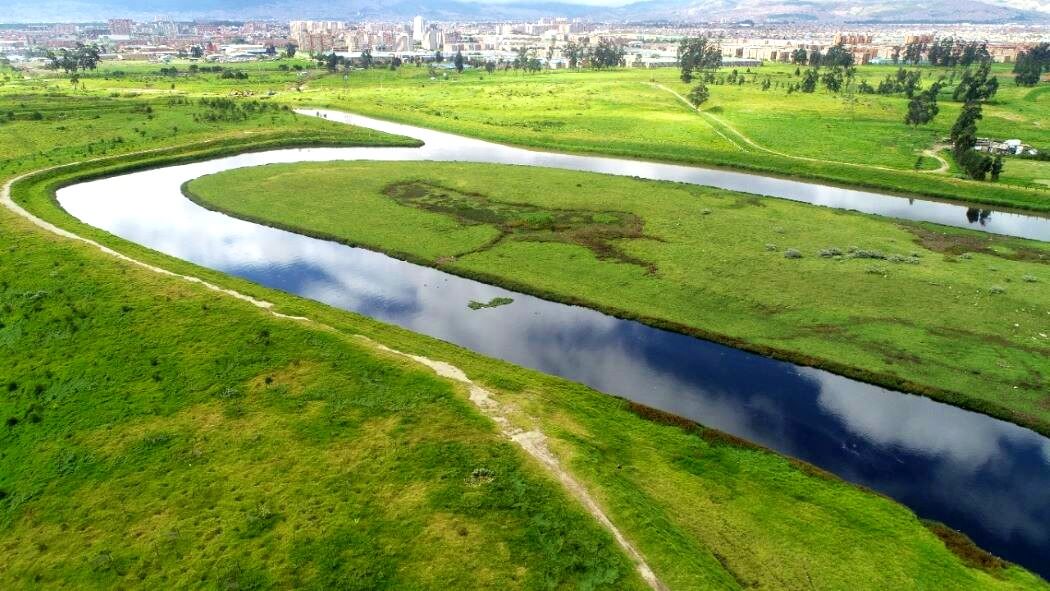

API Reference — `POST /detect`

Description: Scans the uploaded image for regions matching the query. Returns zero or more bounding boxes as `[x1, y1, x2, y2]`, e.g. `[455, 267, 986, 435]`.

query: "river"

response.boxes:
[55, 109, 1050, 578]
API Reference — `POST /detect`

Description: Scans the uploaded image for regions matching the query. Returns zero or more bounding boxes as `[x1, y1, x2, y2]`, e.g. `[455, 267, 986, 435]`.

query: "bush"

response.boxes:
[819, 247, 843, 257]
[1022, 275, 1038, 283]
[850, 249, 887, 260]
[989, 285, 1006, 294]
[784, 249, 802, 259]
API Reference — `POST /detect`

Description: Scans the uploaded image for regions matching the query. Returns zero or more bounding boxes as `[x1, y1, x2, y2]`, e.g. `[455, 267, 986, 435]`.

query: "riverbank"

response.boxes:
[5, 123, 1046, 588]
[183, 160, 1050, 437]
[294, 66, 1050, 213]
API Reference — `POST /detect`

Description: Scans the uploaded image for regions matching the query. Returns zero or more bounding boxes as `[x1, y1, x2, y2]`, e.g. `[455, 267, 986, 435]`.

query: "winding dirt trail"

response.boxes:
[920, 145, 951, 174]
[1, 156, 667, 591]
[649, 82, 945, 175]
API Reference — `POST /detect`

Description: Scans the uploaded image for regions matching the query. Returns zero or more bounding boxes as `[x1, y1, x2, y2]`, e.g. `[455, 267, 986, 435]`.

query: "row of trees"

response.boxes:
[790, 44, 855, 68]
[894, 38, 990, 67]
[45, 43, 102, 90]
[1013, 43, 1049, 87]
[949, 63, 1003, 181]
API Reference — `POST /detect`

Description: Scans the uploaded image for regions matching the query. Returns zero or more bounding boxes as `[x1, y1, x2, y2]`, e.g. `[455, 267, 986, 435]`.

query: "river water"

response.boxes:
[55, 109, 1050, 577]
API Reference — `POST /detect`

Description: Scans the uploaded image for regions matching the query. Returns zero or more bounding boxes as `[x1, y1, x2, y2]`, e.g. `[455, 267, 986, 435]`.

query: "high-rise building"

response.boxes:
[289, 20, 346, 53]
[412, 16, 426, 43]
[423, 27, 443, 51]
[108, 19, 134, 36]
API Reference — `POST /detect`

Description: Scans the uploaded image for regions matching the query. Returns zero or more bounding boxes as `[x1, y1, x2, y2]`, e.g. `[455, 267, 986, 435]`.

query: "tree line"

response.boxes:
[949, 62, 1003, 181]
[1013, 43, 1048, 87]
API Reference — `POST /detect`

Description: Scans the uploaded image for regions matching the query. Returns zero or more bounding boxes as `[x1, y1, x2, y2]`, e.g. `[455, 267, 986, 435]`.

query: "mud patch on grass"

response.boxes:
[923, 521, 1007, 573]
[626, 401, 763, 451]
[906, 223, 1048, 265]
[383, 180, 658, 272]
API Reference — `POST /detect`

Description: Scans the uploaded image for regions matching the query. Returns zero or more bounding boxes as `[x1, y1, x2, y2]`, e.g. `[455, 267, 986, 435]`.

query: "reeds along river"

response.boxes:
[55, 110, 1050, 578]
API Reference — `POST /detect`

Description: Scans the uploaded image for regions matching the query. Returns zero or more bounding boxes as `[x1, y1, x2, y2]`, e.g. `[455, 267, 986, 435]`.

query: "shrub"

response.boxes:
[784, 249, 802, 259]
[819, 247, 843, 257]
[889, 254, 921, 264]
[850, 249, 887, 260]
[989, 285, 1006, 294]
[765, 243, 778, 251]
[1022, 275, 1038, 283]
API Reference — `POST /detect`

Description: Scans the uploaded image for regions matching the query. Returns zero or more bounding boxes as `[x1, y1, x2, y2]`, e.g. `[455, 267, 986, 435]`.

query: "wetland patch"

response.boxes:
[382, 180, 657, 271]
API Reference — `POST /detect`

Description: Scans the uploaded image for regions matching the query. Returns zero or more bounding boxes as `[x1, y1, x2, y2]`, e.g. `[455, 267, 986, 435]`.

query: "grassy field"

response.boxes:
[285, 63, 1049, 211]
[12, 58, 1049, 208]
[186, 161, 1050, 434]
[4, 137, 1045, 589]
[1, 58, 1049, 588]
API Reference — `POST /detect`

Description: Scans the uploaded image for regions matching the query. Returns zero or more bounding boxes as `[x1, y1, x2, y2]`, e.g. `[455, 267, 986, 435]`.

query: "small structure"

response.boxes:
[974, 138, 1038, 156]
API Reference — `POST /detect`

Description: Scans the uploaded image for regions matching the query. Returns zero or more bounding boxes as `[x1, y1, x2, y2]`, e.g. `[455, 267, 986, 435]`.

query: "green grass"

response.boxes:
[11, 59, 1048, 207]
[6, 139, 1046, 589]
[186, 161, 1050, 435]
[0, 207, 645, 590]
[284, 64, 1050, 211]
[0, 92, 414, 178]
[2, 58, 1049, 589]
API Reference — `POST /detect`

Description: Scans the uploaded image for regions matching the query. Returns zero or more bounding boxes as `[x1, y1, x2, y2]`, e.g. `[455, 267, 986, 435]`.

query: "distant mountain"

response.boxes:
[3, 0, 1047, 24]
[607, 0, 1049, 23]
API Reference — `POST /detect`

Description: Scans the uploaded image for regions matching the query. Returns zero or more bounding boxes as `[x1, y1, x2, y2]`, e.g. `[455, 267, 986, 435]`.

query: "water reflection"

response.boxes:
[53, 117, 1050, 578]
[967, 207, 993, 226]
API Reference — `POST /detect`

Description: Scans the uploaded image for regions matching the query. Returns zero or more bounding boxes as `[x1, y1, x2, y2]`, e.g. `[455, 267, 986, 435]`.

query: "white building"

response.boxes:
[423, 28, 443, 51]
[412, 16, 426, 43]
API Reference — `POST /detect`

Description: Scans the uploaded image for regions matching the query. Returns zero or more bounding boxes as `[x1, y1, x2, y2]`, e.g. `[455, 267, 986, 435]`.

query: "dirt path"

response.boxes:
[920, 145, 951, 174]
[1, 157, 667, 591]
[649, 82, 939, 175]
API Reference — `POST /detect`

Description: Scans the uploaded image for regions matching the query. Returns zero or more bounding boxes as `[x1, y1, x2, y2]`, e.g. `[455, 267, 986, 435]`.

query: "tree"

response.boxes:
[903, 41, 925, 65]
[790, 48, 808, 65]
[904, 85, 940, 126]
[800, 68, 819, 93]
[678, 36, 721, 83]
[360, 48, 373, 69]
[46, 43, 101, 75]
[190, 45, 204, 59]
[323, 53, 342, 72]
[434, 51, 444, 63]
[485, 61, 495, 74]
[284, 43, 298, 58]
[454, 50, 464, 73]
[1013, 42, 1049, 87]
[808, 48, 822, 68]
[821, 68, 844, 93]
[950, 101, 982, 152]
[513, 46, 529, 71]
[990, 156, 1004, 181]
[823, 44, 854, 68]
[265, 44, 277, 57]
[591, 39, 624, 69]
[562, 41, 584, 70]
[953, 61, 998, 102]
[687, 82, 709, 107]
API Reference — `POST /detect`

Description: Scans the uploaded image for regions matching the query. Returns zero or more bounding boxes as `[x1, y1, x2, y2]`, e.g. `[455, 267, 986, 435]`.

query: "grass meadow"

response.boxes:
[187, 161, 1050, 434]
[1, 57, 1048, 589]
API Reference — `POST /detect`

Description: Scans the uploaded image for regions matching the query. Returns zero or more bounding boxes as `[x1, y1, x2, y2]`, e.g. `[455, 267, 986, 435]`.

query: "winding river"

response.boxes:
[56, 109, 1050, 578]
